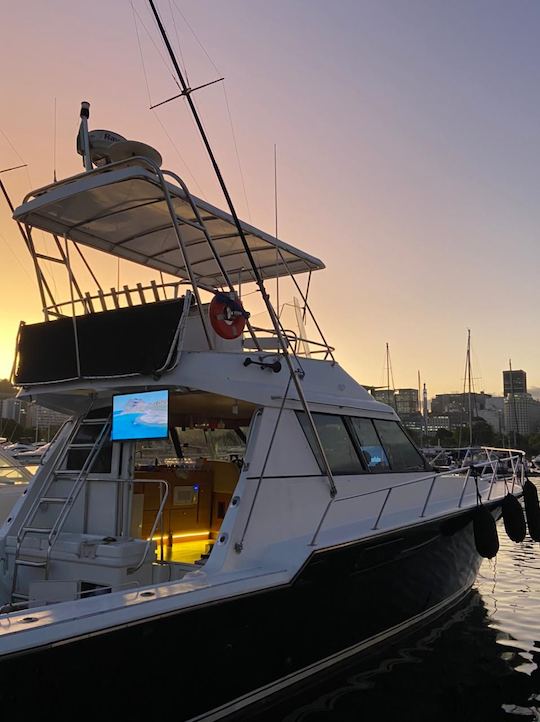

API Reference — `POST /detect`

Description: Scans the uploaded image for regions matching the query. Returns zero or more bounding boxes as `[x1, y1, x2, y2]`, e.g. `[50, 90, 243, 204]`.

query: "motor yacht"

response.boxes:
[0, 97, 527, 719]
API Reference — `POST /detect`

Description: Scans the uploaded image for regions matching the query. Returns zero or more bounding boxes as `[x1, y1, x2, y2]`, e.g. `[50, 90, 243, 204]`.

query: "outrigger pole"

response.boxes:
[147, 0, 337, 498]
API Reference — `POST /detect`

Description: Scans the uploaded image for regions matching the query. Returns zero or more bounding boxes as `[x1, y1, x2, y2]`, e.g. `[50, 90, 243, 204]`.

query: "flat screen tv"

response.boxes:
[112, 389, 169, 441]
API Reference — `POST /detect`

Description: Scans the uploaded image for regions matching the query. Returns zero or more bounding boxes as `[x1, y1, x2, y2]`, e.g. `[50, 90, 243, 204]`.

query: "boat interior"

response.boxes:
[64, 390, 256, 572]
[129, 391, 255, 568]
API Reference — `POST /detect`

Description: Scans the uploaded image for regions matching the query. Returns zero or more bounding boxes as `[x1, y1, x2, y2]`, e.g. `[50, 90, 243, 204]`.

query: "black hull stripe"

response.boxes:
[193, 581, 474, 722]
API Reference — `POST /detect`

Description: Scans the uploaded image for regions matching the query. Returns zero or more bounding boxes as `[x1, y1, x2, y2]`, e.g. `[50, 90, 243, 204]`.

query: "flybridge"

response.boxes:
[13, 155, 324, 288]
[10, 102, 335, 387]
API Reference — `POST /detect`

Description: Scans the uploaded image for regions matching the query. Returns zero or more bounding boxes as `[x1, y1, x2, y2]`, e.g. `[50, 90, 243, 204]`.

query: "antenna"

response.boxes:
[274, 143, 279, 318]
[53, 97, 57, 182]
[77, 101, 92, 172]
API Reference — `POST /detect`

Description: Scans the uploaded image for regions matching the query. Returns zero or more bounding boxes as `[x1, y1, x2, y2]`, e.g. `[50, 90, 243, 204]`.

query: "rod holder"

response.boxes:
[243, 357, 281, 373]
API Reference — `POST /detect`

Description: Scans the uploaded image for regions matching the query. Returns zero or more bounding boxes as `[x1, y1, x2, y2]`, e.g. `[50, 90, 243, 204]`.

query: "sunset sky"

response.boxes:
[1, 0, 540, 397]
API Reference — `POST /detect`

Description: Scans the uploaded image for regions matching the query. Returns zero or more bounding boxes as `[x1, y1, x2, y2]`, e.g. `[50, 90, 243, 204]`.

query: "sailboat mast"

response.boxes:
[509, 358, 518, 447]
[386, 343, 390, 404]
[467, 329, 473, 446]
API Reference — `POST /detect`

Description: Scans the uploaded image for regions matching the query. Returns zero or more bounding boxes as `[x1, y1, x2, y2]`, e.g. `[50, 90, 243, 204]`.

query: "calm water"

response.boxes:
[247, 504, 540, 721]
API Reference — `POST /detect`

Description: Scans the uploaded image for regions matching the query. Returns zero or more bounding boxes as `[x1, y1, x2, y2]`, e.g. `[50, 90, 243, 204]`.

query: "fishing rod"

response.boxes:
[146, 0, 337, 498]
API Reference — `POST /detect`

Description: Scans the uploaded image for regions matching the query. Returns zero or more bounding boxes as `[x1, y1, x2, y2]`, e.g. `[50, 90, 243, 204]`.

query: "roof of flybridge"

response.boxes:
[14, 165, 325, 287]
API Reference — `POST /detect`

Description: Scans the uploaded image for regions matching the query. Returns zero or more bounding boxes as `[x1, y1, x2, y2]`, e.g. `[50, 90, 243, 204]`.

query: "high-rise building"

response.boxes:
[504, 394, 530, 436]
[372, 389, 396, 407]
[394, 388, 419, 415]
[503, 370, 527, 397]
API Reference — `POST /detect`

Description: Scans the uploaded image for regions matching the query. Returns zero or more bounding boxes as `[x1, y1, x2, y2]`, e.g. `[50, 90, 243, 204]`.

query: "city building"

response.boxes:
[27, 404, 69, 432]
[394, 388, 419, 415]
[431, 391, 492, 415]
[477, 396, 505, 434]
[372, 389, 396, 407]
[503, 369, 527, 397]
[504, 393, 530, 436]
[0, 397, 30, 426]
[1, 397, 68, 436]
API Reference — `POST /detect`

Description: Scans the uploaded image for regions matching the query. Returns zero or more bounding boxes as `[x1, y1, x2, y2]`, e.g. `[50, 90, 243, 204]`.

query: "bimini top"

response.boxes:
[13, 162, 325, 287]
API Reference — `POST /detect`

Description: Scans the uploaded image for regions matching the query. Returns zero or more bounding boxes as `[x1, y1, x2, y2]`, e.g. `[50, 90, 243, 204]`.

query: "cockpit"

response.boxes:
[129, 391, 256, 567]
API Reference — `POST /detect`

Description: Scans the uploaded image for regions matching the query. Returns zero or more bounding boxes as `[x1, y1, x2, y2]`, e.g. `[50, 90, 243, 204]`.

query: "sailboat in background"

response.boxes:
[431, 330, 494, 471]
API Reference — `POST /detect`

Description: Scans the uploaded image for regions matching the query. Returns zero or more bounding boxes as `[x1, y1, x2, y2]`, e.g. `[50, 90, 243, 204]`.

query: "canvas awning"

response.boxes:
[13, 165, 325, 287]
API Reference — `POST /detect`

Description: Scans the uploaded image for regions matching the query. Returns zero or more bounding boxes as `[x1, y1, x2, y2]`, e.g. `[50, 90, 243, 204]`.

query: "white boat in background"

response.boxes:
[0, 446, 32, 524]
[0, 7, 529, 718]
[12, 442, 52, 466]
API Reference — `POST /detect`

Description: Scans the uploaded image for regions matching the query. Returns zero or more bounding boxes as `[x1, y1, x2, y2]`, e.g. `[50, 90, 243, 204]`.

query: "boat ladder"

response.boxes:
[10, 413, 112, 604]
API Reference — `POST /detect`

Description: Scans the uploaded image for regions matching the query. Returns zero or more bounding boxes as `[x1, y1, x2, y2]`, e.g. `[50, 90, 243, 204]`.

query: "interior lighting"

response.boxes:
[149, 530, 210, 541]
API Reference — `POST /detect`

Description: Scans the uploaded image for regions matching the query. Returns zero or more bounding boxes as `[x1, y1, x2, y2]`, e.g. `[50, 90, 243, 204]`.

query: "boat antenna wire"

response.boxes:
[169, 0, 252, 221]
[274, 143, 279, 318]
[0, 176, 59, 319]
[147, 0, 337, 497]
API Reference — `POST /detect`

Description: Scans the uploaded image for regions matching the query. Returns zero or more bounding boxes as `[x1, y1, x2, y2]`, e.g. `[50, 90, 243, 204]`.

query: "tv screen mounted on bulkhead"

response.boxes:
[111, 389, 169, 441]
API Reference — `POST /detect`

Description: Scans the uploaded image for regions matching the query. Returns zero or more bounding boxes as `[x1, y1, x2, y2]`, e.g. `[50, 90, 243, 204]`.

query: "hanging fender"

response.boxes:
[523, 479, 540, 541]
[501, 493, 526, 543]
[209, 292, 250, 340]
[473, 505, 499, 559]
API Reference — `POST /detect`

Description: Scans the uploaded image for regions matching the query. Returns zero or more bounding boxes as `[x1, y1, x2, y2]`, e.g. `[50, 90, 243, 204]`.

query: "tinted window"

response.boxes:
[349, 418, 390, 472]
[373, 420, 426, 471]
[297, 412, 363, 475]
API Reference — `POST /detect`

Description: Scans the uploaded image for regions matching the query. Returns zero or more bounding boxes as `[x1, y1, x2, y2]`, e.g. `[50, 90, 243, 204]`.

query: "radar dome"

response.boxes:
[76, 129, 127, 167]
[107, 140, 163, 168]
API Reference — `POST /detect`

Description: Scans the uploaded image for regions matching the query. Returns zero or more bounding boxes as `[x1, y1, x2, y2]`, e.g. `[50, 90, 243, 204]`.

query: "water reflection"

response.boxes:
[247, 519, 540, 721]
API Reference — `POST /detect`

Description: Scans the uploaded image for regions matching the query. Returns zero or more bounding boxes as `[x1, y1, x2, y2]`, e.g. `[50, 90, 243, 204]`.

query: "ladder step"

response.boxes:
[23, 527, 52, 534]
[40, 497, 69, 504]
[81, 419, 108, 425]
[68, 443, 96, 449]
[12, 592, 29, 600]
[15, 559, 46, 568]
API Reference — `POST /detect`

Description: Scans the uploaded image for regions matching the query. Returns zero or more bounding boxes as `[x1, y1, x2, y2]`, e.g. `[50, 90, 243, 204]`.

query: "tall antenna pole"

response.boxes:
[274, 143, 279, 319]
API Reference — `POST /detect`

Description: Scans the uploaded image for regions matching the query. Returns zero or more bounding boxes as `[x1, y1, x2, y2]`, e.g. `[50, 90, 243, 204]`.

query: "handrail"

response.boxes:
[309, 447, 525, 545]
[44, 280, 189, 317]
[246, 326, 335, 357]
[128, 479, 169, 573]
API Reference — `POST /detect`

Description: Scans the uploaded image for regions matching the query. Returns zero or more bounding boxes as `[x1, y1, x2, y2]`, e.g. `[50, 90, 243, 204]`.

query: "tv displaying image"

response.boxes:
[112, 390, 169, 441]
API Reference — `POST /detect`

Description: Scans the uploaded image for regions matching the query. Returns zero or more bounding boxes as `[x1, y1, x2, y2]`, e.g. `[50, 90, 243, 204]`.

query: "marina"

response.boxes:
[1, 2, 540, 720]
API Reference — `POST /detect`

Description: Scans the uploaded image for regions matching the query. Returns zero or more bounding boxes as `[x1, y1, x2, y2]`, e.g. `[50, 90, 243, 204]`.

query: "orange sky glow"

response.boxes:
[1, 1, 540, 398]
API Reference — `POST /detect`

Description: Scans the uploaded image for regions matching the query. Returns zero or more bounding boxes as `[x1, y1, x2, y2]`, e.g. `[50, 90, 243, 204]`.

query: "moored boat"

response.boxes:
[0, 10, 529, 716]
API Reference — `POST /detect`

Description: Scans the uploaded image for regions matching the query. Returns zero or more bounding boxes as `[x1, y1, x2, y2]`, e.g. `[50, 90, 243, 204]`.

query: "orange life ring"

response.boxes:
[209, 293, 249, 340]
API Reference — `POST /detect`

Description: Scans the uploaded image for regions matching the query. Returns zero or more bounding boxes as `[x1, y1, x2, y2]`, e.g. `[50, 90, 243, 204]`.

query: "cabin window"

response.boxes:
[297, 412, 364, 475]
[348, 417, 390, 472]
[372, 420, 426, 472]
[173, 427, 247, 463]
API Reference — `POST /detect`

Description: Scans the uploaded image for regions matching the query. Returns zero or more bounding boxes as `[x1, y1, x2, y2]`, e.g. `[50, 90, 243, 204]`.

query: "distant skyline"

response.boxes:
[1, 1, 540, 396]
